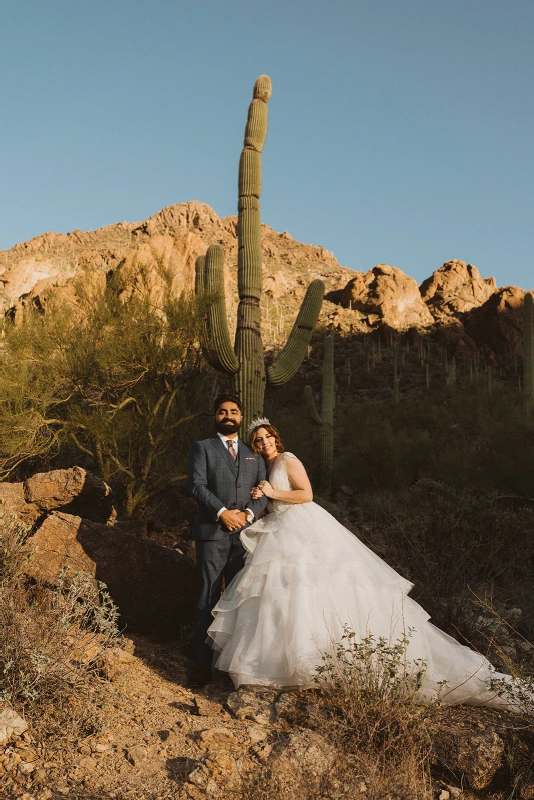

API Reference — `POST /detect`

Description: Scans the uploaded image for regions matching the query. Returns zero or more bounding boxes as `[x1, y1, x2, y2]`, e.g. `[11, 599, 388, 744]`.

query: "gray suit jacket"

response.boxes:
[188, 436, 268, 541]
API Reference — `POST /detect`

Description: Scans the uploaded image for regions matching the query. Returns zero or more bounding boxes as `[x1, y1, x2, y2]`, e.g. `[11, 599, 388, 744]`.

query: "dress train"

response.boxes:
[208, 453, 522, 710]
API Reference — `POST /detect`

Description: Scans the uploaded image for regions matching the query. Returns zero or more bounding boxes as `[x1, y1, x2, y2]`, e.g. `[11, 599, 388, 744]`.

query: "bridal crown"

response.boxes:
[245, 416, 271, 441]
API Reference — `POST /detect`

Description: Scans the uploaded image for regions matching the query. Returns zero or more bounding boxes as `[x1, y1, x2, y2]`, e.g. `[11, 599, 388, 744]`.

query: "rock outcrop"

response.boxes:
[333, 264, 434, 330]
[1, 467, 195, 634]
[23, 466, 114, 523]
[420, 261, 497, 322]
[1, 200, 530, 360]
[0, 202, 353, 326]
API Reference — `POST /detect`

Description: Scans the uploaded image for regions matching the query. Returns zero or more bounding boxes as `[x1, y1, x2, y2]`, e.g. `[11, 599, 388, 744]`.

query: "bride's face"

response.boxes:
[253, 427, 278, 458]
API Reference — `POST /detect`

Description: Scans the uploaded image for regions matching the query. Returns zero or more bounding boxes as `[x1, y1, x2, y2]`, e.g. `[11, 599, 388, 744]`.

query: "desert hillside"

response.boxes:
[0, 201, 527, 361]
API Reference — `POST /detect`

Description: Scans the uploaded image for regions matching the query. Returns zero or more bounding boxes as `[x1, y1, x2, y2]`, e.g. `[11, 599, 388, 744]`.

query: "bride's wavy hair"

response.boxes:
[250, 424, 285, 455]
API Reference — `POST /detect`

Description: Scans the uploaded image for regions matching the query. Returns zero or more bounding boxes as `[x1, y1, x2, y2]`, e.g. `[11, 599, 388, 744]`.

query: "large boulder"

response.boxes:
[23, 509, 195, 633]
[24, 512, 97, 584]
[433, 725, 505, 790]
[336, 264, 434, 330]
[0, 481, 42, 527]
[420, 261, 497, 322]
[0, 256, 75, 309]
[23, 466, 114, 523]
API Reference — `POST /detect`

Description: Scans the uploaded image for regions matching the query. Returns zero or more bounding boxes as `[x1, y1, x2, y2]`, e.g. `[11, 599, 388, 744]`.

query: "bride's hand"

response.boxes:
[250, 485, 264, 499]
[257, 480, 274, 498]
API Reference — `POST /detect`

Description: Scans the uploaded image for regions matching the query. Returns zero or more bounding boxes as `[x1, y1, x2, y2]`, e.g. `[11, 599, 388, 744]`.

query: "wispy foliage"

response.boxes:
[0, 514, 122, 738]
[0, 261, 206, 515]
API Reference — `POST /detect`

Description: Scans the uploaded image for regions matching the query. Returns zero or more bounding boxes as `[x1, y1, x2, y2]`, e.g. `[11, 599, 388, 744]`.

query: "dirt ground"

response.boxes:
[3, 633, 273, 800]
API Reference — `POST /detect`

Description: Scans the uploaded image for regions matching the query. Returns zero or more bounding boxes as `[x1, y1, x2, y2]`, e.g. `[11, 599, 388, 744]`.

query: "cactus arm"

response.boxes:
[267, 279, 325, 387]
[524, 292, 533, 413]
[304, 385, 323, 426]
[195, 254, 205, 296]
[196, 246, 239, 374]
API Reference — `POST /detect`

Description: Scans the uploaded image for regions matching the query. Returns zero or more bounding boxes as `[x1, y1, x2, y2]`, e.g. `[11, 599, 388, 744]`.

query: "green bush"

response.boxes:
[240, 628, 435, 799]
[0, 263, 207, 516]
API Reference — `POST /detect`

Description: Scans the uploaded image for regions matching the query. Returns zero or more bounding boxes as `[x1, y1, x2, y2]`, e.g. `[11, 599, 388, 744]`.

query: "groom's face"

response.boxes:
[215, 401, 243, 436]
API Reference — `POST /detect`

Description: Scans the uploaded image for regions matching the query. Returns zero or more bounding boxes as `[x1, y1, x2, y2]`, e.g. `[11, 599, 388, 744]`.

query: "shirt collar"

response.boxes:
[217, 432, 239, 445]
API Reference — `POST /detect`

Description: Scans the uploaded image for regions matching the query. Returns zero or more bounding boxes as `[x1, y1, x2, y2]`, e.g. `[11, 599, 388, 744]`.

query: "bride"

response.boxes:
[207, 418, 521, 709]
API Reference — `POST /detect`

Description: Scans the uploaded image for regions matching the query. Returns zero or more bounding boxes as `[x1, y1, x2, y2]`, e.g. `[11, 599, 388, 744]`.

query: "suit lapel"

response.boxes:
[211, 436, 238, 475]
[237, 442, 254, 483]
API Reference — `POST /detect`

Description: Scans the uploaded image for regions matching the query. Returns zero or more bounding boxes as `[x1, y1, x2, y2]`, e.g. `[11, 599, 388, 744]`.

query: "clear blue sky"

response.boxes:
[1, 0, 533, 289]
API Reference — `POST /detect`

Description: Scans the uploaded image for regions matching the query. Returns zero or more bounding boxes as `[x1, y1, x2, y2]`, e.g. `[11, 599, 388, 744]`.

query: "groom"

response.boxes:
[187, 394, 268, 685]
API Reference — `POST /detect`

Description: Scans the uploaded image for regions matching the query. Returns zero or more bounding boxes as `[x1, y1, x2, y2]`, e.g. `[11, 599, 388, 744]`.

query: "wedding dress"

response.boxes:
[208, 453, 518, 708]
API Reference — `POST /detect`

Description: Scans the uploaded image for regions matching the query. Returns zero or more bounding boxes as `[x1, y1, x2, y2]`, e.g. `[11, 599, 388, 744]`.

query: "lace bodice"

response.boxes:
[266, 452, 297, 513]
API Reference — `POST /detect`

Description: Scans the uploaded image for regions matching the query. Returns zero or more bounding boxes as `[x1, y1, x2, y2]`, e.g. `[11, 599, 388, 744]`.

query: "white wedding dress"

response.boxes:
[208, 453, 517, 708]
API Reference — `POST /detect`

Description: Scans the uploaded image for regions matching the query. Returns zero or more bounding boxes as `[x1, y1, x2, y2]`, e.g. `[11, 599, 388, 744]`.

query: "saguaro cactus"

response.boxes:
[524, 291, 534, 414]
[196, 76, 325, 430]
[304, 334, 334, 495]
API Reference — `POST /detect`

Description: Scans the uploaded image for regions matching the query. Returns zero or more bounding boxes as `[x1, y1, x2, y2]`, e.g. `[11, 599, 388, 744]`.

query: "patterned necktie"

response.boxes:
[227, 440, 236, 460]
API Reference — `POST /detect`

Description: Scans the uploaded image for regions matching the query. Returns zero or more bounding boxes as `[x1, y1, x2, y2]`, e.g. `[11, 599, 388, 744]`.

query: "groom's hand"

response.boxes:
[220, 509, 247, 531]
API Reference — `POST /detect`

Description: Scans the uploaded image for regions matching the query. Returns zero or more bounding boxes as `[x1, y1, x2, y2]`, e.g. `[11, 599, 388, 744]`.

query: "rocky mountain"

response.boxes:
[0, 201, 528, 360]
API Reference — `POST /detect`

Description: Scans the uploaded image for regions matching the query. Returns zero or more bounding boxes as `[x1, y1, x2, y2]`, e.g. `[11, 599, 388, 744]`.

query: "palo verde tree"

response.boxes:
[0, 264, 205, 517]
[195, 75, 325, 431]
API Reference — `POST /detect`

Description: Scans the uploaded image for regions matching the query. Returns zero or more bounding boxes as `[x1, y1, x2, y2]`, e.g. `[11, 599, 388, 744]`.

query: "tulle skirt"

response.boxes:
[208, 502, 514, 707]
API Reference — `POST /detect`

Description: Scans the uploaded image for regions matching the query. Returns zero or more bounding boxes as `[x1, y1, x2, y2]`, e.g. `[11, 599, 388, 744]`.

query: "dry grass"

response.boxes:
[0, 513, 123, 740]
[240, 629, 437, 800]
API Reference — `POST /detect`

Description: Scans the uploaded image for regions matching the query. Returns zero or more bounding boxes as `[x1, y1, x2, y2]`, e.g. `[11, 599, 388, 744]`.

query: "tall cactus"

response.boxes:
[524, 291, 534, 415]
[304, 334, 334, 496]
[196, 76, 325, 430]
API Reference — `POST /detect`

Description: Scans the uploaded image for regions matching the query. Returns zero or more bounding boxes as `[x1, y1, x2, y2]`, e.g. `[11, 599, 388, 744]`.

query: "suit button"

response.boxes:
[237, 484, 242, 488]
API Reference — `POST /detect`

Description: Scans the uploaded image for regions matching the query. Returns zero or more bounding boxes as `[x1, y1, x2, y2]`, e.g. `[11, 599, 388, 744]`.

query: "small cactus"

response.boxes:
[304, 334, 334, 496]
[196, 76, 324, 430]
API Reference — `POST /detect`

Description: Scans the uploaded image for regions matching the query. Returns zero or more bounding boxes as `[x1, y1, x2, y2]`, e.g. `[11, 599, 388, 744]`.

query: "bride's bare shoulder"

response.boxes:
[280, 451, 301, 467]
[283, 453, 307, 474]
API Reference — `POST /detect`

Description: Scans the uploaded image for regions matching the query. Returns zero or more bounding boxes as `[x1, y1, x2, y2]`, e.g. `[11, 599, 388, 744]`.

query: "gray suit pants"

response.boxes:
[195, 533, 246, 666]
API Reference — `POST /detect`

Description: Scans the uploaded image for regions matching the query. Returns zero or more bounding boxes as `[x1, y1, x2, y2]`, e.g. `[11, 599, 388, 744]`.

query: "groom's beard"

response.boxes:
[215, 419, 240, 435]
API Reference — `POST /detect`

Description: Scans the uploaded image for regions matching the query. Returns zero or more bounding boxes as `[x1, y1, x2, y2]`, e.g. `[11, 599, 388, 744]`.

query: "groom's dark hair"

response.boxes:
[213, 394, 244, 415]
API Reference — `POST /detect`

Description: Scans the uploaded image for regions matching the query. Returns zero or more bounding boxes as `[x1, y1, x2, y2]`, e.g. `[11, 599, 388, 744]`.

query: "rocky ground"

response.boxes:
[2, 464, 534, 798]
[2, 631, 533, 800]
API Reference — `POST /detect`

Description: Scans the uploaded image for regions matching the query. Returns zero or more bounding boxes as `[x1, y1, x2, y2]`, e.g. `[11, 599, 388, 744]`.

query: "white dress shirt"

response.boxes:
[216, 433, 254, 524]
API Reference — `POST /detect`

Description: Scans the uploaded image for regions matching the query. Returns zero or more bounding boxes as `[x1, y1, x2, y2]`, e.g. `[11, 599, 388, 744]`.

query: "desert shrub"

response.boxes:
[356, 481, 534, 647]
[490, 666, 534, 719]
[0, 514, 122, 738]
[0, 261, 208, 515]
[240, 628, 436, 799]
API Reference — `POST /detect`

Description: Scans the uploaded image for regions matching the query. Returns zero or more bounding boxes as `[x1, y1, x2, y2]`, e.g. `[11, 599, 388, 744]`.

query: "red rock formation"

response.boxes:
[1, 202, 529, 360]
[2, 466, 195, 634]
[420, 260, 497, 322]
[337, 264, 434, 331]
